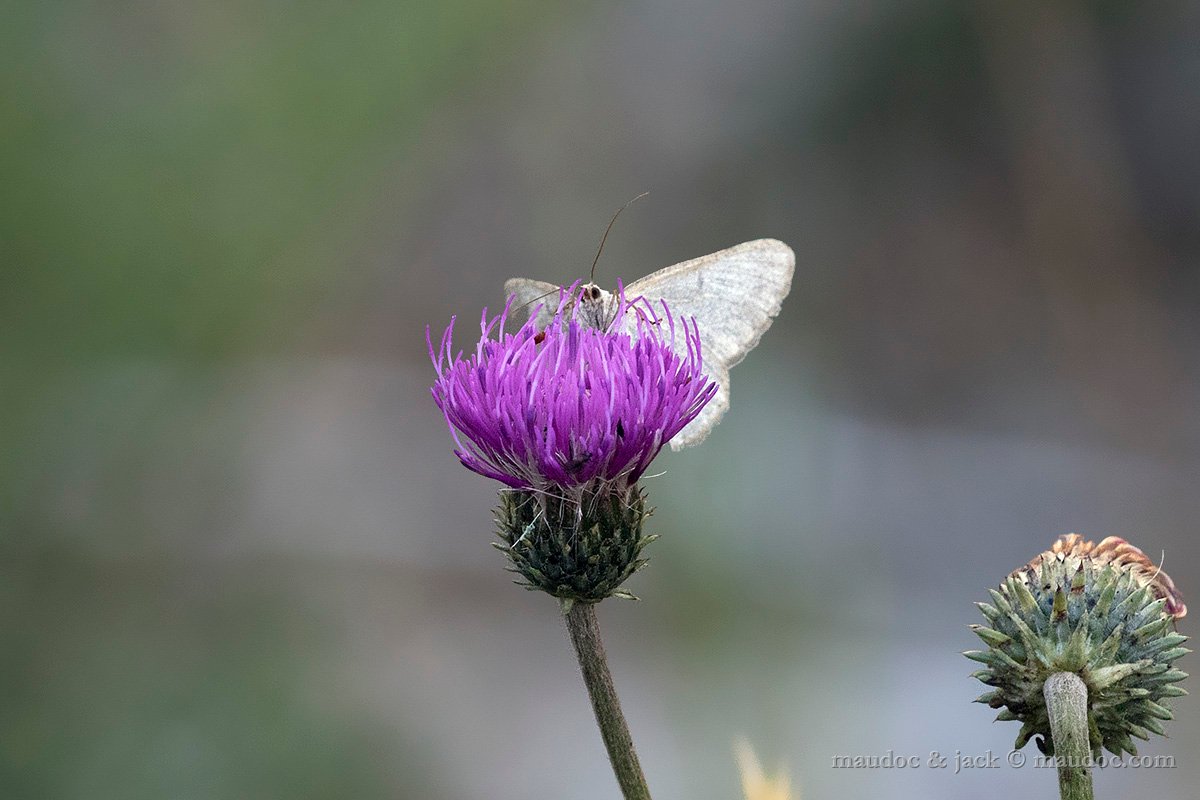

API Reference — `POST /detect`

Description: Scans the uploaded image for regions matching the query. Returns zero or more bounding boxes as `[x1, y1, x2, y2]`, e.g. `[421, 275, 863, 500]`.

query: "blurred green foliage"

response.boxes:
[2, 0, 549, 361]
[2, 3, 554, 797]
[1, 0, 556, 521]
[1, 558, 407, 799]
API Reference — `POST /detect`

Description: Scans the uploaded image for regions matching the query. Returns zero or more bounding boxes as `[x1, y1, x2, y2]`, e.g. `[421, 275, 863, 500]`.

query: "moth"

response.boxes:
[504, 238, 794, 450]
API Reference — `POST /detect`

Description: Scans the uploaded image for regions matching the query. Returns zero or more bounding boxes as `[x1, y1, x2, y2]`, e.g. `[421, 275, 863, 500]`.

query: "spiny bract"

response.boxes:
[966, 534, 1189, 757]
[494, 486, 656, 604]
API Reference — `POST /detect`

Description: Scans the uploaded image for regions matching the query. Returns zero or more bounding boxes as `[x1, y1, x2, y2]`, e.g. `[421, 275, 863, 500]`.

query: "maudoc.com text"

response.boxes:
[830, 750, 1175, 773]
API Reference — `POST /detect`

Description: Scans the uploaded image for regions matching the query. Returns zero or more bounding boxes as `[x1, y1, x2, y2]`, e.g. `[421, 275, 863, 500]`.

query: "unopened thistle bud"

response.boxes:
[429, 284, 715, 603]
[966, 534, 1189, 757]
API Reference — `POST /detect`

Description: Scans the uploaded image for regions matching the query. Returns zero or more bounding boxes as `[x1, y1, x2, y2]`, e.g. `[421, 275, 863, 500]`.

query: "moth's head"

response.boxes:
[575, 282, 617, 330]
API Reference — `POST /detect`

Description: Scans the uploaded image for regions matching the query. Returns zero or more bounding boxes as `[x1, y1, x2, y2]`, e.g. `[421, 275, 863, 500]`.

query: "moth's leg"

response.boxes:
[629, 302, 663, 330]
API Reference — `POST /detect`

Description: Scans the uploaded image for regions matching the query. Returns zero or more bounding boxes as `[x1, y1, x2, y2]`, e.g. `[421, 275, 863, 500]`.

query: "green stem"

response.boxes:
[1044, 672, 1095, 800]
[563, 601, 652, 800]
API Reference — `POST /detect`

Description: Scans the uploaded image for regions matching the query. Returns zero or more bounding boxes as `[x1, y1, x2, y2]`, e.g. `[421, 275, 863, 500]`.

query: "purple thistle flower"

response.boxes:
[428, 285, 717, 500]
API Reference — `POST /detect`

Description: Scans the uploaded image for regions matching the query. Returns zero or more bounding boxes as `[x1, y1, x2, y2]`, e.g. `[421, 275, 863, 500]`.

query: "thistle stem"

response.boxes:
[563, 601, 652, 800]
[1044, 672, 1095, 800]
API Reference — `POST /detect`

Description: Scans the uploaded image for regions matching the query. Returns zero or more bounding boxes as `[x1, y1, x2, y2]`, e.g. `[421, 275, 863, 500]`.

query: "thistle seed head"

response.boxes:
[966, 534, 1189, 757]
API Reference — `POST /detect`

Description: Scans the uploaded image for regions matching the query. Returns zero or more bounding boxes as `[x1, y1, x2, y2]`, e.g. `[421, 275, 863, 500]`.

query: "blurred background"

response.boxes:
[3, 1, 1198, 798]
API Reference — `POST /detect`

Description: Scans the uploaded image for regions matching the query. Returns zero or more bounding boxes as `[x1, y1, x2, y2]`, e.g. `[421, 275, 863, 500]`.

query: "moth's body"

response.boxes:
[505, 238, 794, 449]
[575, 283, 619, 330]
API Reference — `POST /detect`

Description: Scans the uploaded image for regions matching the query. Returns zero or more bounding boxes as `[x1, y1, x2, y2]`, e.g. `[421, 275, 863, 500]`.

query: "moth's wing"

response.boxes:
[672, 363, 732, 450]
[503, 278, 561, 329]
[625, 239, 795, 450]
[625, 239, 795, 369]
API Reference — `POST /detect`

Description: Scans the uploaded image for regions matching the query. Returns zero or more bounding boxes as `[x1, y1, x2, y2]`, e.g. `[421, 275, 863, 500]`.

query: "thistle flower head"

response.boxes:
[429, 284, 717, 602]
[967, 534, 1189, 757]
[429, 283, 716, 499]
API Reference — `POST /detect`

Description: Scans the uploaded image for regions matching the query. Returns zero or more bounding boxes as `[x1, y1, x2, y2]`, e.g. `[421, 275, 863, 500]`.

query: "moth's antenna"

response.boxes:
[511, 277, 588, 320]
[590, 191, 649, 283]
[513, 286, 560, 317]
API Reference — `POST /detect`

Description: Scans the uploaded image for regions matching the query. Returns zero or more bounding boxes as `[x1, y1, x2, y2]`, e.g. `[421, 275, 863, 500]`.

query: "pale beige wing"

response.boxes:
[624, 239, 794, 449]
[503, 278, 561, 328]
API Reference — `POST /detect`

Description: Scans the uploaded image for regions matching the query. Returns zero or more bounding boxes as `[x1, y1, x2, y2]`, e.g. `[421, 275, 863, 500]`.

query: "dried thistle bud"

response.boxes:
[966, 534, 1189, 757]
[1038, 534, 1187, 618]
